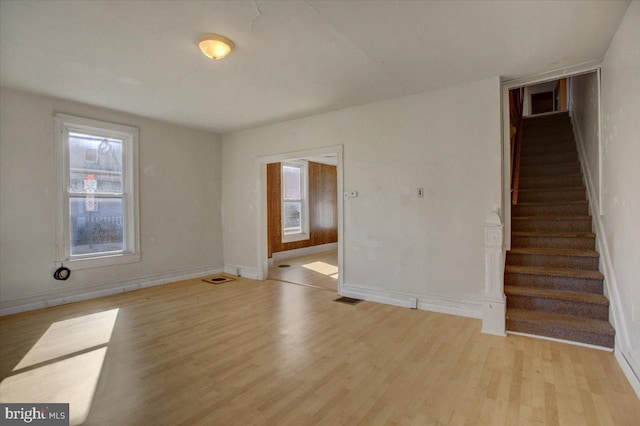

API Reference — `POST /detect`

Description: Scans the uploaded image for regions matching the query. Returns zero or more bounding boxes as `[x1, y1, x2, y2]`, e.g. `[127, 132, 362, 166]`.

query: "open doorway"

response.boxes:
[502, 64, 601, 250]
[257, 146, 343, 292]
[524, 78, 568, 116]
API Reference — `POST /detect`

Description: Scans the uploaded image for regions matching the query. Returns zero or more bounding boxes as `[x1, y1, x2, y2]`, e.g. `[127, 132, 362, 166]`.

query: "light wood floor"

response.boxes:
[1, 277, 639, 425]
[269, 249, 338, 292]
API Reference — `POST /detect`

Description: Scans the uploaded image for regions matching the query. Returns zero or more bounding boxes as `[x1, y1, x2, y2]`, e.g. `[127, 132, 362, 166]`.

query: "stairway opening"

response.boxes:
[505, 77, 614, 348]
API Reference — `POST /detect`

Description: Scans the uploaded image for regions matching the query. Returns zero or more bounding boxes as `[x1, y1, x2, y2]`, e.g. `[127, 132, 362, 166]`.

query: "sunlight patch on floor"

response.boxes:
[301, 261, 338, 277]
[0, 309, 119, 426]
[1, 348, 107, 425]
[14, 309, 119, 370]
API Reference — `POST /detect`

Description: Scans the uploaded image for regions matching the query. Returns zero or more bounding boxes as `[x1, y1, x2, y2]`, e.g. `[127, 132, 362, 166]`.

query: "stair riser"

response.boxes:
[512, 219, 592, 233]
[523, 125, 572, 132]
[520, 163, 581, 177]
[512, 203, 589, 216]
[507, 295, 609, 320]
[521, 144, 576, 155]
[522, 135, 574, 145]
[524, 116, 570, 125]
[506, 318, 614, 348]
[505, 273, 603, 294]
[507, 253, 599, 269]
[523, 122, 572, 129]
[518, 188, 585, 202]
[519, 175, 583, 189]
[511, 235, 595, 250]
[522, 125, 571, 133]
[520, 152, 579, 165]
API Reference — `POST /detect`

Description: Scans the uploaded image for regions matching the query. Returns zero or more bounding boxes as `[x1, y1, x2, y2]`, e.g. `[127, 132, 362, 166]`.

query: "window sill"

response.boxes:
[61, 252, 141, 270]
[282, 233, 310, 244]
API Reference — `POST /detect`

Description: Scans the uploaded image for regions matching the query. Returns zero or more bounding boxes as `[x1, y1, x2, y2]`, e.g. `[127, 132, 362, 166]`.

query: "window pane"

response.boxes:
[282, 165, 301, 199]
[283, 201, 302, 234]
[70, 197, 124, 255]
[69, 132, 123, 194]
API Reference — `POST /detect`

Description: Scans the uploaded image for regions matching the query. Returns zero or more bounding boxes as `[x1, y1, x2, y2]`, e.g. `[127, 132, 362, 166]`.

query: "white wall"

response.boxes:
[569, 71, 600, 204]
[599, 1, 640, 385]
[0, 88, 224, 313]
[222, 77, 502, 317]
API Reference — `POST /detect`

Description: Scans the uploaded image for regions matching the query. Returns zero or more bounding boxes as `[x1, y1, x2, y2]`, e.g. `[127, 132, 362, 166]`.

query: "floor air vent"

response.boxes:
[278, 264, 291, 268]
[202, 275, 237, 285]
[334, 296, 363, 305]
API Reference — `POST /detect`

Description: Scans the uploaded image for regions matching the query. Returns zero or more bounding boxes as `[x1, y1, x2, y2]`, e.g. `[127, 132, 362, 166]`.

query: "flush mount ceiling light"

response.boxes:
[198, 33, 235, 60]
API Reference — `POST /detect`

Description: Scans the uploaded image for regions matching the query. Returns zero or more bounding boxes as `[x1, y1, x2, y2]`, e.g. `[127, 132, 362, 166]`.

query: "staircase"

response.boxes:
[505, 111, 615, 348]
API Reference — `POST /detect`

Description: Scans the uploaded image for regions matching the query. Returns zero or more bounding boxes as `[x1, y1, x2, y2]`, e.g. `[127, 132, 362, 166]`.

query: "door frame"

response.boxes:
[501, 60, 602, 250]
[257, 145, 344, 291]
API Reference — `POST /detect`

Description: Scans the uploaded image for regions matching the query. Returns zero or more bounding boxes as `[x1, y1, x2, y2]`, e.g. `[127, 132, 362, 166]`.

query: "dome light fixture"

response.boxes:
[198, 33, 235, 60]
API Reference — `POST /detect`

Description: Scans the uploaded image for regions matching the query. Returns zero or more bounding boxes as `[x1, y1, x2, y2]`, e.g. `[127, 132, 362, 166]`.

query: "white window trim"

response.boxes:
[281, 161, 310, 243]
[54, 113, 140, 269]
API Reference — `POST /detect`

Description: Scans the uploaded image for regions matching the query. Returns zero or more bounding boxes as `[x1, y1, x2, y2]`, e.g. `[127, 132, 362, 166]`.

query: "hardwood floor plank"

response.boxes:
[1, 277, 639, 425]
[269, 249, 338, 292]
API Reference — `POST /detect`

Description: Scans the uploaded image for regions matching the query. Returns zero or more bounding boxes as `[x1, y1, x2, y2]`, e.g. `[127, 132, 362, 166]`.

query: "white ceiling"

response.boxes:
[0, 1, 629, 134]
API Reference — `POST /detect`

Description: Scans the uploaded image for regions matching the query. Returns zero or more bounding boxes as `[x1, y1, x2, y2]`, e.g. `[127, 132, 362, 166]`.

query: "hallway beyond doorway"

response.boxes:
[268, 249, 338, 292]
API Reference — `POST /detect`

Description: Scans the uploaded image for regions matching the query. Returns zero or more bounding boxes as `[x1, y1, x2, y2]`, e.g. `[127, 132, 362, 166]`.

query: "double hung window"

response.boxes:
[281, 162, 309, 243]
[54, 114, 140, 268]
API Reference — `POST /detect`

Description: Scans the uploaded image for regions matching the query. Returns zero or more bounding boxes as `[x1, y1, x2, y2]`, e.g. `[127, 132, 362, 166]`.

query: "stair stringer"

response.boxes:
[571, 109, 639, 396]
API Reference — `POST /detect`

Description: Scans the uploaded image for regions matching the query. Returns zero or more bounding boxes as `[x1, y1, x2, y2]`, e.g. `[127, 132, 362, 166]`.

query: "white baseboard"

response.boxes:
[615, 342, 640, 399]
[340, 283, 482, 319]
[223, 264, 259, 280]
[272, 242, 337, 261]
[0, 264, 224, 316]
[418, 295, 482, 319]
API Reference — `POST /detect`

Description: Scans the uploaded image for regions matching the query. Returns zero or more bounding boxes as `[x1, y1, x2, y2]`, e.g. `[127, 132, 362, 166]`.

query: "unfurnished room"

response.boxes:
[1, 1, 639, 425]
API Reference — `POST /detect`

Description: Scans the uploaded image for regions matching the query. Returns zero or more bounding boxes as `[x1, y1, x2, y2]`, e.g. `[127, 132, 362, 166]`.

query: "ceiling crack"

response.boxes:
[250, 0, 263, 35]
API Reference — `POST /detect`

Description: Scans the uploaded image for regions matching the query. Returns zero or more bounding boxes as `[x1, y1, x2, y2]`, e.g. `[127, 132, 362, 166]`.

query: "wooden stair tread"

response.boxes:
[520, 155, 578, 163]
[519, 173, 582, 180]
[512, 215, 591, 220]
[518, 186, 585, 192]
[512, 231, 595, 238]
[505, 286, 609, 305]
[520, 161, 579, 167]
[505, 265, 604, 280]
[522, 141, 576, 148]
[508, 247, 599, 257]
[507, 309, 615, 336]
[514, 200, 588, 206]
